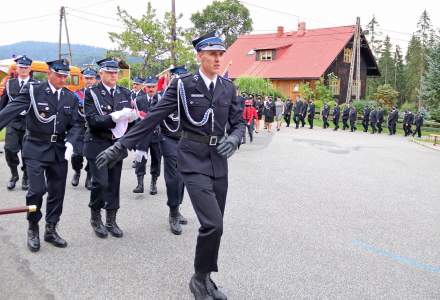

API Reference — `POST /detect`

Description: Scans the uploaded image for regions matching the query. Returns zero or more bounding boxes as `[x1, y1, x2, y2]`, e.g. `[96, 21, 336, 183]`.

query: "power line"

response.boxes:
[72, 0, 116, 11]
[68, 13, 123, 29]
[0, 12, 57, 24]
[67, 7, 119, 21]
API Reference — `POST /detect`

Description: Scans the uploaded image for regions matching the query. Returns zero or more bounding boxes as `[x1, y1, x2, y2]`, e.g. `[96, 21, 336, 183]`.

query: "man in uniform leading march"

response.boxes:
[95, 32, 244, 300]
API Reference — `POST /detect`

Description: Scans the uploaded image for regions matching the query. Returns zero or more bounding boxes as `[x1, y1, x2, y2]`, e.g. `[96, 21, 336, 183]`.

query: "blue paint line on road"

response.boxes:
[352, 239, 440, 274]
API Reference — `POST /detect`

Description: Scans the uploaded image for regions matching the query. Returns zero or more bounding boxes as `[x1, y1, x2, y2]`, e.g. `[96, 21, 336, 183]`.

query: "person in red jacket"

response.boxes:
[242, 99, 258, 143]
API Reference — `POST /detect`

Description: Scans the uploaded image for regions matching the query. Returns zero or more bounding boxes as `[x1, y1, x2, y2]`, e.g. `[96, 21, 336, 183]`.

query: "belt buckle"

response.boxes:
[209, 136, 218, 146]
[50, 134, 58, 143]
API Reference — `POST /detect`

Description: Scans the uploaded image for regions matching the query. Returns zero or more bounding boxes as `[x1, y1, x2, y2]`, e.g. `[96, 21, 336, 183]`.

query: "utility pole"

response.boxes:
[57, 6, 73, 64]
[346, 17, 361, 104]
[170, 0, 177, 65]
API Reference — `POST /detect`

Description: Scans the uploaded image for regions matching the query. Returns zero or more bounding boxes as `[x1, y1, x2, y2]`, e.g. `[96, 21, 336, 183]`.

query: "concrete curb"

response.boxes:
[410, 137, 440, 152]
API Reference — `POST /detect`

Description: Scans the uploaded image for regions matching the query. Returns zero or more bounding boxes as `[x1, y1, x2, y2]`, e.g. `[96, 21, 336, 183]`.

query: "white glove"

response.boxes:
[110, 108, 132, 122]
[128, 110, 139, 123]
[134, 150, 148, 162]
[64, 142, 73, 161]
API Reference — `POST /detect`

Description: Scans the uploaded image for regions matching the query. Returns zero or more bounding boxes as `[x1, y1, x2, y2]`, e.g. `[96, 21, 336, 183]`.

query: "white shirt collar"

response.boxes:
[199, 68, 217, 91]
[18, 76, 30, 85]
[102, 82, 116, 95]
[47, 81, 62, 100]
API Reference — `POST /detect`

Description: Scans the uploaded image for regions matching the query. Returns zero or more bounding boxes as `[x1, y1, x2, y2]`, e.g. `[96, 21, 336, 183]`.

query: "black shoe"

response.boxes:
[206, 274, 228, 300]
[44, 223, 67, 248]
[189, 273, 215, 300]
[27, 222, 40, 252]
[176, 211, 188, 225]
[90, 209, 108, 238]
[21, 176, 29, 191]
[150, 176, 158, 195]
[169, 214, 182, 235]
[7, 175, 19, 190]
[105, 209, 123, 238]
[133, 176, 144, 193]
[85, 173, 92, 191]
[71, 171, 80, 187]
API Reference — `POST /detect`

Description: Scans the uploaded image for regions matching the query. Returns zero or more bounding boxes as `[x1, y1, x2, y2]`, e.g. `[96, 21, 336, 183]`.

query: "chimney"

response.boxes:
[277, 26, 284, 37]
[297, 22, 306, 37]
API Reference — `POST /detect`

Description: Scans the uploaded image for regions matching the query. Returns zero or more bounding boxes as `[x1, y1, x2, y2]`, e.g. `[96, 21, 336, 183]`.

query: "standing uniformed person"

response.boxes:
[159, 66, 189, 235]
[376, 107, 384, 134]
[294, 97, 303, 129]
[307, 100, 315, 129]
[369, 107, 377, 134]
[322, 103, 330, 129]
[143, 76, 162, 195]
[0, 55, 35, 190]
[362, 105, 370, 132]
[404, 110, 414, 136]
[341, 104, 350, 130]
[95, 32, 244, 300]
[130, 76, 149, 193]
[0, 59, 81, 252]
[349, 106, 357, 132]
[70, 67, 96, 189]
[300, 98, 308, 127]
[333, 104, 340, 131]
[83, 58, 138, 239]
[413, 112, 424, 138]
[254, 95, 263, 133]
[388, 106, 398, 135]
[283, 98, 292, 127]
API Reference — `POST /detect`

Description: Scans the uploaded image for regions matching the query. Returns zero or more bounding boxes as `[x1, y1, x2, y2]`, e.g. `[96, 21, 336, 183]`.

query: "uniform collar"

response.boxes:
[18, 76, 30, 85]
[102, 81, 116, 94]
[198, 68, 217, 90]
[47, 81, 62, 100]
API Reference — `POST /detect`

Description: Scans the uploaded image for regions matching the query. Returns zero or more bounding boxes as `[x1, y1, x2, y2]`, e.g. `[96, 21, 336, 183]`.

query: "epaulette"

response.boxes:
[178, 73, 191, 79]
[219, 75, 232, 83]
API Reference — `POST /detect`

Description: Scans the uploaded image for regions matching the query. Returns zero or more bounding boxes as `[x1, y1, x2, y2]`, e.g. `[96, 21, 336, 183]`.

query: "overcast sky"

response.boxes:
[1, 0, 439, 54]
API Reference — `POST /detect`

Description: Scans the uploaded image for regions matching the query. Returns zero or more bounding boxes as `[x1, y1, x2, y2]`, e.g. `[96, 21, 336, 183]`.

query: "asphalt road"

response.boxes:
[0, 126, 439, 300]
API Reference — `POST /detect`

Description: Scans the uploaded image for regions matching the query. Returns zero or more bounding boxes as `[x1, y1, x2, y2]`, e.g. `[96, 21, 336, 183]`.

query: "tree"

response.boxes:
[421, 42, 440, 121]
[366, 15, 382, 57]
[374, 84, 399, 109]
[190, 0, 253, 48]
[393, 45, 406, 106]
[404, 35, 423, 105]
[378, 35, 394, 85]
[109, 2, 196, 77]
[234, 77, 284, 99]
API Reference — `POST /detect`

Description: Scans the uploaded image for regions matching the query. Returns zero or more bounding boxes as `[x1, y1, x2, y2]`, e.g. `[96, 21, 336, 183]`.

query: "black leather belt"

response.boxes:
[25, 130, 65, 143]
[181, 131, 220, 146]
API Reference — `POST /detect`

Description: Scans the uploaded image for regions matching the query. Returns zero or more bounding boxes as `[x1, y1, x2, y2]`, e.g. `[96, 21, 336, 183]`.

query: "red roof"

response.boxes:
[221, 25, 356, 79]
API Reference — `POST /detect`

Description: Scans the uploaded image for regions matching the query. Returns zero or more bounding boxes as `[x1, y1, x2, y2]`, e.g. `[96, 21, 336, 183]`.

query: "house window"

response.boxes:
[259, 50, 273, 61]
[329, 78, 340, 95]
[351, 80, 361, 96]
[344, 48, 352, 63]
[293, 83, 299, 92]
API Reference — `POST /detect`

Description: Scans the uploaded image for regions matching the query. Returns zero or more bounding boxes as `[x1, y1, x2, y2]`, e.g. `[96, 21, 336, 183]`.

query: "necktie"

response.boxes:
[209, 82, 214, 97]
[55, 90, 60, 101]
[110, 88, 114, 98]
[20, 80, 24, 88]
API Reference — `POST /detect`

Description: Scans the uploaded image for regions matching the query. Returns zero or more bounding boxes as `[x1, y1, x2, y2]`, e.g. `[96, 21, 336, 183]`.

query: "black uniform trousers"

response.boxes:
[333, 118, 339, 130]
[284, 114, 291, 127]
[323, 116, 329, 128]
[362, 119, 369, 132]
[294, 114, 300, 128]
[134, 142, 162, 177]
[182, 172, 227, 273]
[88, 159, 123, 210]
[350, 120, 357, 132]
[370, 121, 377, 133]
[300, 115, 306, 127]
[4, 127, 27, 176]
[160, 136, 184, 209]
[308, 116, 314, 129]
[388, 122, 396, 135]
[414, 125, 422, 138]
[377, 122, 383, 133]
[342, 118, 349, 130]
[71, 154, 89, 173]
[25, 158, 67, 223]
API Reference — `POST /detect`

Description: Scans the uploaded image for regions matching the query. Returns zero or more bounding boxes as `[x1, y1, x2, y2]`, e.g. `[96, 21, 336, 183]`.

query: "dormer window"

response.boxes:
[258, 50, 273, 61]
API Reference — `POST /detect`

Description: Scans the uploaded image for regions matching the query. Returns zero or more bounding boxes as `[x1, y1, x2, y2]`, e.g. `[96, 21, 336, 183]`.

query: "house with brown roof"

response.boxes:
[221, 22, 380, 103]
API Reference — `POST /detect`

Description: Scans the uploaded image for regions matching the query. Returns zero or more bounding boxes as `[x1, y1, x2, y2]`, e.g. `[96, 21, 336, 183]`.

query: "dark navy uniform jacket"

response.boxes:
[120, 70, 245, 178]
[415, 115, 423, 127]
[294, 100, 303, 116]
[300, 102, 308, 117]
[0, 81, 81, 162]
[83, 82, 132, 158]
[363, 107, 371, 121]
[377, 109, 384, 123]
[333, 106, 340, 119]
[369, 110, 378, 123]
[308, 103, 315, 119]
[0, 77, 37, 131]
[322, 105, 329, 118]
[342, 106, 350, 120]
[349, 108, 357, 122]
